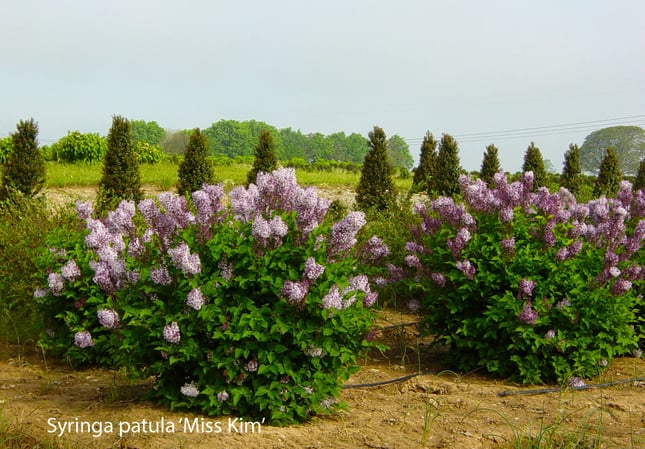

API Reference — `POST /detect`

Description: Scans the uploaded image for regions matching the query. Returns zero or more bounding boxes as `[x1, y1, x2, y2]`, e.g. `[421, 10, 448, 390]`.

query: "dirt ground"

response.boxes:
[1, 310, 644, 449]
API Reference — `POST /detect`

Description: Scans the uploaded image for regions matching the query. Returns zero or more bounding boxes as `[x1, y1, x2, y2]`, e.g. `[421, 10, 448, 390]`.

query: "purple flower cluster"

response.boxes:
[455, 259, 476, 280]
[60, 260, 81, 281]
[280, 255, 329, 307]
[76, 201, 94, 220]
[74, 330, 94, 348]
[106, 200, 136, 234]
[84, 217, 129, 294]
[150, 265, 172, 285]
[163, 322, 181, 344]
[230, 168, 329, 240]
[48, 272, 65, 296]
[303, 257, 325, 283]
[281, 280, 309, 306]
[304, 344, 325, 358]
[568, 377, 586, 388]
[97, 308, 119, 329]
[180, 382, 200, 397]
[244, 359, 258, 372]
[168, 243, 201, 276]
[361, 235, 390, 263]
[186, 287, 206, 311]
[447, 227, 472, 258]
[321, 274, 377, 311]
[192, 184, 226, 239]
[218, 258, 234, 282]
[518, 279, 536, 299]
[430, 272, 446, 287]
[518, 301, 539, 325]
[327, 211, 366, 258]
[251, 215, 288, 249]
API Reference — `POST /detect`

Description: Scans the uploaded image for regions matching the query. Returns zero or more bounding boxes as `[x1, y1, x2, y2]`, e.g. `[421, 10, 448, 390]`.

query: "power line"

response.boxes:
[403, 115, 645, 146]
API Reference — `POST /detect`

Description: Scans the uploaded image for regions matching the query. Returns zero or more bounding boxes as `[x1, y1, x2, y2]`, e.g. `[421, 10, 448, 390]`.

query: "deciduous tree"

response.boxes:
[386, 134, 414, 170]
[580, 126, 645, 175]
[634, 159, 645, 191]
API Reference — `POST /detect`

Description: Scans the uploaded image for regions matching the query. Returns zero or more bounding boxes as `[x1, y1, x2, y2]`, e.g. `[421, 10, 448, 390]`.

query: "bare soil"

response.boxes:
[1, 310, 644, 449]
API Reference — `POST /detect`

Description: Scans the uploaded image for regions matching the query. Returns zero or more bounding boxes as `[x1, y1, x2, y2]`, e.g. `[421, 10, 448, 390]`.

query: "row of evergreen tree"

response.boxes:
[355, 126, 645, 212]
[2, 118, 643, 216]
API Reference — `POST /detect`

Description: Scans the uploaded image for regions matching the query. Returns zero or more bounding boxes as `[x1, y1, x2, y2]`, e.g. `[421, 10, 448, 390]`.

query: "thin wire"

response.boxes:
[403, 115, 645, 145]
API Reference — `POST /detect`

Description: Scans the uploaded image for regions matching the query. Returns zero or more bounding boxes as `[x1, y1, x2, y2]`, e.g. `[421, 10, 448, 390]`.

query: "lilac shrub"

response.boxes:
[396, 172, 641, 384]
[36, 168, 383, 424]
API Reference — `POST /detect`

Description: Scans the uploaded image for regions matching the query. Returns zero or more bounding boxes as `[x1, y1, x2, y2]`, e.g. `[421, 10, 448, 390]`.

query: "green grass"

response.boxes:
[44, 161, 413, 192]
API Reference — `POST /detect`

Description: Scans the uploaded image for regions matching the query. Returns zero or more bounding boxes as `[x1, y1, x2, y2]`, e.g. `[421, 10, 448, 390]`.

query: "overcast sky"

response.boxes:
[1, 0, 644, 172]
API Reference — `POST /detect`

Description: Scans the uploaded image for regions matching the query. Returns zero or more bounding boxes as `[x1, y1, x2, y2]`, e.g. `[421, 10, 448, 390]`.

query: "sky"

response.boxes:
[1, 0, 644, 172]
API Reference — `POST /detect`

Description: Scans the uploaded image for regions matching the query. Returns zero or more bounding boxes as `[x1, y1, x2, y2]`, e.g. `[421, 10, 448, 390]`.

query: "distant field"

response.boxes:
[44, 161, 413, 192]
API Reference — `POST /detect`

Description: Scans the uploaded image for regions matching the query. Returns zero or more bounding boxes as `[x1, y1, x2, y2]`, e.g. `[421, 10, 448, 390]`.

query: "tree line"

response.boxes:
[2, 114, 644, 213]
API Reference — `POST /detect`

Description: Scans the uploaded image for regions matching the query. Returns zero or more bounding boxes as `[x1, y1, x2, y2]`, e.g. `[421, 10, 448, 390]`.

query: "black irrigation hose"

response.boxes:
[343, 364, 645, 396]
[343, 372, 645, 394]
[377, 321, 422, 332]
[497, 377, 645, 397]
[343, 372, 425, 389]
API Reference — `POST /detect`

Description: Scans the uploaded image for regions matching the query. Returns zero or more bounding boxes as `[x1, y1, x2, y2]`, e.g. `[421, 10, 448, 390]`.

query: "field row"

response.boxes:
[44, 161, 413, 192]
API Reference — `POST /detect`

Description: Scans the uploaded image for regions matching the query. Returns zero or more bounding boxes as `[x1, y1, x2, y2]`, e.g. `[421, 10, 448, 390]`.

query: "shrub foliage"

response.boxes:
[394, 172, 641, 384]
[35, 168, 385, 424]
[50, 131, 107, 163]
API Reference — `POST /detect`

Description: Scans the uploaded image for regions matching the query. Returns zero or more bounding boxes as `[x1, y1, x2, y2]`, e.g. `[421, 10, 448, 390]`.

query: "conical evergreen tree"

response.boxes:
[634, 159, 645, 191]
[593, 147, 622, 197]
[480, 144, 501, 187]
[434, 133, 462, 197]
[356, 126, 396, 211]
[97, 115, 141, 212]
[411, 131, 437, 194]
[522, 142, 546, 190]
[246, 130, 278, 186]
[178, 128, 213, 195]
[560, 143, 582, 195]
[1, 118, 45, 198]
